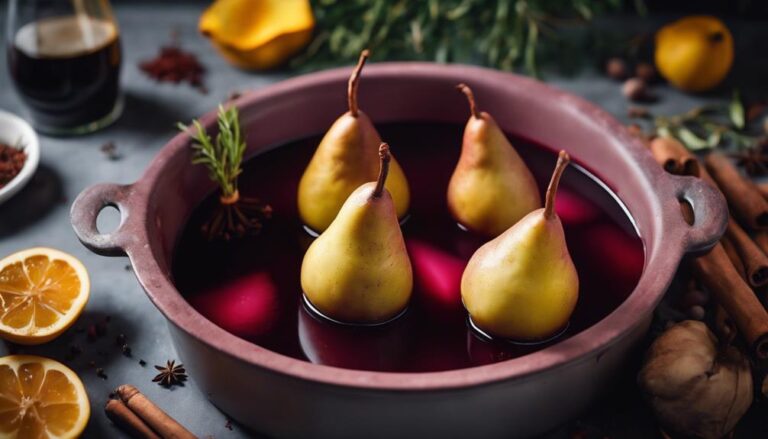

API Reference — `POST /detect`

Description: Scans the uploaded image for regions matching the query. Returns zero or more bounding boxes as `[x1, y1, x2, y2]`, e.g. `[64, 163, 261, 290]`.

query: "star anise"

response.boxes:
[152, 360, 188, 387]
[729, 140, 768, 176]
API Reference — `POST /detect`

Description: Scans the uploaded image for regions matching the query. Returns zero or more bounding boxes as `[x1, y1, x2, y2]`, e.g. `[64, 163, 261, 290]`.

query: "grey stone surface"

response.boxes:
[0, 1, 765, 438]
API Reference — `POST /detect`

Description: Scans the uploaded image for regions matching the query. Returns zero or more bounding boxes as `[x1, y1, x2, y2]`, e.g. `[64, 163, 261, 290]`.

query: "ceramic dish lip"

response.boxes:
[75, 62, 726, 392]
[0, 110, 40, 205]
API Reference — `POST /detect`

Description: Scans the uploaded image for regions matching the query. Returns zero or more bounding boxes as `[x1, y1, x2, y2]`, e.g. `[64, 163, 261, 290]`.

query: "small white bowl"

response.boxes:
[0, 110, 40, 205]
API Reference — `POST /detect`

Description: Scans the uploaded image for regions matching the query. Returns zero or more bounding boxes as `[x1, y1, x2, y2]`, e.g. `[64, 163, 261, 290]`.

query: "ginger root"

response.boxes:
[638, 320, 752, 439]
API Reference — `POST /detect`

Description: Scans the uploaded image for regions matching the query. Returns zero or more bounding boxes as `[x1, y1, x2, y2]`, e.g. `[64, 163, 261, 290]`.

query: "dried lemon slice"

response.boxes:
[0, 248, 90, 345]
[0, 355, 90, 439]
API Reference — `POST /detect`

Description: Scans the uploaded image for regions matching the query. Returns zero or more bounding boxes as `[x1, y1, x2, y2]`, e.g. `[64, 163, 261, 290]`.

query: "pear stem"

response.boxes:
[457, 83, 479, 119]
[348, 49, 370, 118]
[372, 143, 391, 199]
[544, 150, 571, 220]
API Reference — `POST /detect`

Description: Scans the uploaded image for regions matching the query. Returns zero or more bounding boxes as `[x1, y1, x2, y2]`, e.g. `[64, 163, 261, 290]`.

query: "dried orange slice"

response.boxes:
[0, 248, 89, 345]
[0, 355, 90, 439]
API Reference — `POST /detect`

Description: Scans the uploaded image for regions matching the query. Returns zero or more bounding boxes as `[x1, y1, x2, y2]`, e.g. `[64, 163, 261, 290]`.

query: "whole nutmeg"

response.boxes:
[605, 57, 628, 80]
[622, 78, 654, 102]
[635, 62, 656, 82]
[638, 320, 753, 439]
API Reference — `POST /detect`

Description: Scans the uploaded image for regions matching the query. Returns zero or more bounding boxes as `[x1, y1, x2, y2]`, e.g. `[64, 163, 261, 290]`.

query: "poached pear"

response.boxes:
[301, 143, 413, 324]
[297, 50, 410, 233]
[461, 150, 578, 341]
[447, 83, 540, 237]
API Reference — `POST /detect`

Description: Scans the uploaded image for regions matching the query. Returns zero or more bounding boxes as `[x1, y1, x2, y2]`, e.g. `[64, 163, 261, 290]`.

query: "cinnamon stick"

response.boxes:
[649, 137, 700, 176]
[106, 399, 162, 439]
[725, 218, 768, 287]
[705, 153, 768, 229]
[648, 137, 682, 174]
[721, 235, 747, 280]
[116, 385, 196, 439]
[758, 182, 768, 201]
[692, 243, 768, 361]
[755, 231, 768, 256]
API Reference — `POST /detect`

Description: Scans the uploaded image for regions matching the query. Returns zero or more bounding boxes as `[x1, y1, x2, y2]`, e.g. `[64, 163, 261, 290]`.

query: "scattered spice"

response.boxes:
[225, 419, 233, 431]
[100, 141, 122, 161]
[139, 359, 147, 367]
[124, 265, 132, 272]
[0, 143, 26, 189]
[622, 78, 654, 102]
[728, 140, 768, 176]
[605, 57, 627, 80]
[87, 325, 98, 341]
[627, 106, 650, 119]
[153, 360, 187, 387]
[226, 90, 243, 101]
[96, 368, 109, 380]
[635, 62, 656, 82]
[140, 38, 207, 94]
[65, 344, 82, 361]
[122, 345, 132, 357]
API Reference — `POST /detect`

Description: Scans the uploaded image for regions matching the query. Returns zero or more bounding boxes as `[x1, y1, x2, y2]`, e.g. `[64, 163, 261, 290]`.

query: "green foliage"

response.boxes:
[295, 0, 624, 75]
[179, 105, 246, 198]
[634, 92, 761, 152]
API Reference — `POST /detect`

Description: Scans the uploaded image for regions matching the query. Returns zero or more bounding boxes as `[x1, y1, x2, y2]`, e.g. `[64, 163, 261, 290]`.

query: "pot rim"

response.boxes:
[72, 62, 727, 391]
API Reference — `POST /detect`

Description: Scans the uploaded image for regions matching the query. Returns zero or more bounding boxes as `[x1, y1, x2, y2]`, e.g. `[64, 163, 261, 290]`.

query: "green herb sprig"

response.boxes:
[179, 105, 246, 201]
[631, 92, 768, 175]
[295, 0, 623, 75]
[179, 106, 271, 240]
[632, 92, 760, 151]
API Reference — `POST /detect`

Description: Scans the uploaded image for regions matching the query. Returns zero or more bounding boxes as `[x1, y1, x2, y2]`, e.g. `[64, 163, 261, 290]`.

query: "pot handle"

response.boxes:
[70, 183, 133, 257]
[674, 175, 728, 254]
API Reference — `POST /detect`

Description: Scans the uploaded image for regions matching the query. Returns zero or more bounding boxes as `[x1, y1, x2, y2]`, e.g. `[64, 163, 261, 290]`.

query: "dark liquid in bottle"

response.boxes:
[8, 16, 121, 131]
[173, 122, 646, 373]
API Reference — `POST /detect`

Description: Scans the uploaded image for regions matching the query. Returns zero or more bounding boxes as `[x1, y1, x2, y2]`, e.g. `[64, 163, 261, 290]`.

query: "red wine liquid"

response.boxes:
[172, 123, 645, 372]
[8, 16, 121, 130]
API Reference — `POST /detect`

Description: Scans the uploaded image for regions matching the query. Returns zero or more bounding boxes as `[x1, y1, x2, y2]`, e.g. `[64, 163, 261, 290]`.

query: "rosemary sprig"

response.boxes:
[179, 105, 246, 200]
[294, 0, 623, 75]
[178, 106, 271, 240]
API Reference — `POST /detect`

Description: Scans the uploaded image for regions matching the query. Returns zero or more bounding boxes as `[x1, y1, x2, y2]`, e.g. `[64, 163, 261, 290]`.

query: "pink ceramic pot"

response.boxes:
[71, 64, 726, 438]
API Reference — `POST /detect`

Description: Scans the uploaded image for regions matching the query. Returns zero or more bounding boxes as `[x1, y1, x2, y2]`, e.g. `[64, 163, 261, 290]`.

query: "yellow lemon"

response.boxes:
[655, 16, 734, 92]
[200, 0, 315, 70]
[0, 248, 90, 345]
[0, 355, 90, 439]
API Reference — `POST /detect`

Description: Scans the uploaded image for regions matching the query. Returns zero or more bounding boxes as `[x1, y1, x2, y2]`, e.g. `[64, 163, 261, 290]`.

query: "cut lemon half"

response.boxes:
[0, 248, 90, 345]
[0, 355, 90, 439]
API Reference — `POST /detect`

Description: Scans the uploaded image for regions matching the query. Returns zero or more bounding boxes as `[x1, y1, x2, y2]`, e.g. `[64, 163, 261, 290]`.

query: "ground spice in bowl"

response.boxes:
[0, 143, 26, 189]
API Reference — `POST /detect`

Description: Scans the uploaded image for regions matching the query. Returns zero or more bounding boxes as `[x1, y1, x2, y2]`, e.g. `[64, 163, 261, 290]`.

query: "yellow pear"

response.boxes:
[462, 151, 578, 341]
[447, 83, 541, 237]
[301, 144, 413, 324]
[297, 50, 410, 233]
